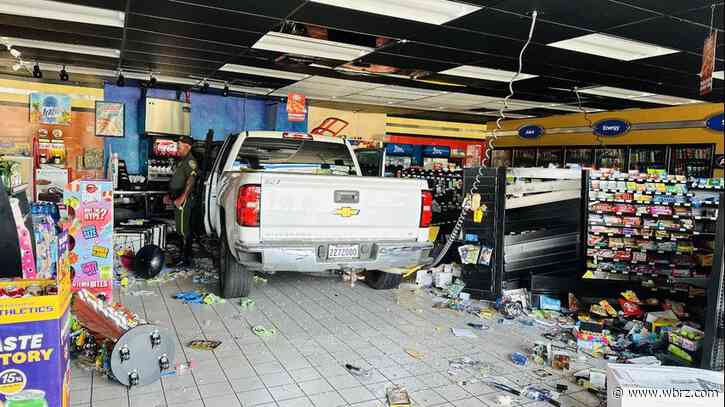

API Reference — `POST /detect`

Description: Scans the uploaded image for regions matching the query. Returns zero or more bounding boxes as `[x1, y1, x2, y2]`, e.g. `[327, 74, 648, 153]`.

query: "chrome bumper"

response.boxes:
[233, 240, 433, 272]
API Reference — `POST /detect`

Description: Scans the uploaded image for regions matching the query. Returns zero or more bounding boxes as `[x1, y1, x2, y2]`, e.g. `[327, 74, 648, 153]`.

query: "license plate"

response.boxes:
[328, 244, 359, 259]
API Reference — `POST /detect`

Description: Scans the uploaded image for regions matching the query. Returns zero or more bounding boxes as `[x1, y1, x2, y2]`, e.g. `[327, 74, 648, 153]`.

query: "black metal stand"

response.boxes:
[461, 168, 584, 300]
[0, 179, 33, 278]
[701, 193, 724, 371]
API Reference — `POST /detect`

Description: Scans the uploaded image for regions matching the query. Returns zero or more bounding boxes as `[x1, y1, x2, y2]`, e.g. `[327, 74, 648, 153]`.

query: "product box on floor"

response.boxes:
[0, 268, 72, 407]
[64, 179, 114, 301]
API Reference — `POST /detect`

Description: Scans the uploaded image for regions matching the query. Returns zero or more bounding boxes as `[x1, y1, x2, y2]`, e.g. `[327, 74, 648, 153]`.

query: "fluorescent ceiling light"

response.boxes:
[358, 85, 443, 99]
[439, 65, 537, 82]
[219, 64, 310, 81]
[309, 0, 480, 25]
[713, 71, 723, 80]
[548, 33, 679, 61]
[252, 32, 374, 61]
[578, 86, 654, 99]
[632, 94, 702, 105]
[3, 37, 119, 58]
[579, 86, 701, 106]
[0, 0, 125, 27]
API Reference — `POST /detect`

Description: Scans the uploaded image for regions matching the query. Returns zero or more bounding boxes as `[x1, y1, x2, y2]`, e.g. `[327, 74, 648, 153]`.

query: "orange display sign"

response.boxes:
[700, 31, 717, 96]
[286, 92, 306, 122]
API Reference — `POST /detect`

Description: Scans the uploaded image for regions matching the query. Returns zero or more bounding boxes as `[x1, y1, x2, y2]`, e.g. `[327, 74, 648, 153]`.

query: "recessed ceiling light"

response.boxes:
[578, 86, 654, 99]
[309, 0, 480, 25]
[439, 65, 537, 82]
[579, 86, 702, 105]
[252, 32, 374, 61]
[0, 0, 125, 27]
[547, 33, 679, 61]
[633, 94, 702, 105]
[219, 63, 310, 81]
[3, 37, 120, 58]
[713, 71, 724, 80]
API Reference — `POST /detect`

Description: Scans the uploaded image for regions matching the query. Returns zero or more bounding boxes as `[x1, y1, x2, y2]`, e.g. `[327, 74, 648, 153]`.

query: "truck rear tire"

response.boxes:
[220, 237, 253, 298]
[366, 270, 402, 290]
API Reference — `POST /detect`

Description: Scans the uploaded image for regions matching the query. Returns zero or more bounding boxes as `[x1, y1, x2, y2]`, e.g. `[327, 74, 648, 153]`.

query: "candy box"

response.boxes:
[63, 180, 114, 301]
[668, 326, 704, 352]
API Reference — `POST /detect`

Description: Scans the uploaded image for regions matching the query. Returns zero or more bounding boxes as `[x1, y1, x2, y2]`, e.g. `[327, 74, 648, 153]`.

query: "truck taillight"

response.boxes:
[420, 191, 433, 228]
[236, 184, 261, 227]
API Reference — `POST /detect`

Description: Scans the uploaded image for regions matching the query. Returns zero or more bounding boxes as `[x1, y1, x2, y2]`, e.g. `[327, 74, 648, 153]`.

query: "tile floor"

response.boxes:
[71, 271, 604, 407]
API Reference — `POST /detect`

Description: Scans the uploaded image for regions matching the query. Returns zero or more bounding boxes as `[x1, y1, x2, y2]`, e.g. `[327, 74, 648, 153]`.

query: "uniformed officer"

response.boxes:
[164, 135, 198, 265]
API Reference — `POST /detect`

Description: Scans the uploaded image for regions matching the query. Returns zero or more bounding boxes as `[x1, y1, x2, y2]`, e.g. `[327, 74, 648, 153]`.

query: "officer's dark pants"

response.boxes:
[174, 198, 194, 262]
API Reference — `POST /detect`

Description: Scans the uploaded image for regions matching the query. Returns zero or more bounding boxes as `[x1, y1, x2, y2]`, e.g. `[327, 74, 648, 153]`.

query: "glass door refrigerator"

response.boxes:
[669, 144, 714, 177]
[564, 147, 594, 168]
[595, 147, 626, 170]
[512, 148, 537, 167]
[629, 145, 668, 173]
[537, 147, 564, 168]
[491, 148, 512, 168]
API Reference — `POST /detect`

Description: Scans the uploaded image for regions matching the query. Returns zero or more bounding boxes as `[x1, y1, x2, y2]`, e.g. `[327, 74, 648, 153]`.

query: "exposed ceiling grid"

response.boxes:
[0, 0, 721, 121]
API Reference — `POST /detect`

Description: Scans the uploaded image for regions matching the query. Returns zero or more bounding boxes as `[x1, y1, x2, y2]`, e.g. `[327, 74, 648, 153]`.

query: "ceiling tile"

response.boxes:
[491, 0, 659, 31]
[672, 3, 723, 29]
[612, 1, 712, 14]
[130, 1, 277, 33]
[175, 0, 306, 19]
[0, 24, 121, 49]
[60, 0, 126, 11]
[123, 29, 248, 55]
[606, 16, 723, 56]
[447, 7, 590, 44]
[0, 13, 122, 39]
[125, 13, 264, 47]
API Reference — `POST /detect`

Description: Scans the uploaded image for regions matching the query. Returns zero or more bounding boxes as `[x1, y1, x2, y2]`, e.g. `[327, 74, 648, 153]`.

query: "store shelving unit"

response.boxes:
[702, 193, 724, 371]
[585, 172, 701, 288]
[461, 167, 583, 299]
[493, 144, 715, 176]
[400, 168, 463, 228]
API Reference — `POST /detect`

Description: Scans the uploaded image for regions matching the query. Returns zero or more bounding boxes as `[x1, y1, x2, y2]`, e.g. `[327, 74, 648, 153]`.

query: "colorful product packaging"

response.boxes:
[63, 180, 114, 301]
[0, 268, 71, 406]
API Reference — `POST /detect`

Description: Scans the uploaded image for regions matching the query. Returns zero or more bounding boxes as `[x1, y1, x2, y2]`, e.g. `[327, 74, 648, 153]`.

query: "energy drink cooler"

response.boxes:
[63, 180, 114, 302]
[0, 273, 72, 407]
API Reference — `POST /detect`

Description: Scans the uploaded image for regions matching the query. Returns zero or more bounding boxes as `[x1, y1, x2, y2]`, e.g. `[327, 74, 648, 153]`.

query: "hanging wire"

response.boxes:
[574, 86, 600, 145]
[428, 10, 539, 267]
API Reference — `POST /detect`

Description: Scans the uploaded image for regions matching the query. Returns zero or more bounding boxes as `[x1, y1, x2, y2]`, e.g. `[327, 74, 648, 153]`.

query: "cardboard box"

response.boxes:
[0, 270, 72, 406]
[64, 180, 114, 301]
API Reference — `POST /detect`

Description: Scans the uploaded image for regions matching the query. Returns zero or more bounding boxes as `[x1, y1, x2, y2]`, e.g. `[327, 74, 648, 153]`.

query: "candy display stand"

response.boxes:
[0, 254, 72, 407]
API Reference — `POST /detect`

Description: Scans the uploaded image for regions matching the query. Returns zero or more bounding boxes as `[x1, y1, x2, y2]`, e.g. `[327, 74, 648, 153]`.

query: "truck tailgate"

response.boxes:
[259, 173, 424, 242]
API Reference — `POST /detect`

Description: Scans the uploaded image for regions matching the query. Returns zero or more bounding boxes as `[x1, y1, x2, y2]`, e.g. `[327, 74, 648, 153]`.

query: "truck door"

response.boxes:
[204, 133, 238, 236]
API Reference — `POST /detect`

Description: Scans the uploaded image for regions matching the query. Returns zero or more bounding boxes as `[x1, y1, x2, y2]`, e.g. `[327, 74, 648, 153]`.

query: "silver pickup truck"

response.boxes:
[203, 131, 433, 297]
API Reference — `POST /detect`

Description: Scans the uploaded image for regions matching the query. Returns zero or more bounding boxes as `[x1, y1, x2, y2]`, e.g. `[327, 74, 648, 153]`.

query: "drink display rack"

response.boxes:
[399, 167, 464, 227]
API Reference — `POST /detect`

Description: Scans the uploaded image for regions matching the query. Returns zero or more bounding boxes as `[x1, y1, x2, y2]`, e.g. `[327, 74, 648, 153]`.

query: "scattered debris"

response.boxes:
[187, 340, 222, 351]
[239, 297, 255, 309]
[344, 363, 372, 377]
[451, 328, 477, 338]
[510, 352, 528, 366]
[386, 385, 411, 407]
[173, 290, 226, 305]
[252, 325, 277, 337]
[253, 275, 268, 284]
[466, 322, 489, 330]
[405, 349, 424, 359]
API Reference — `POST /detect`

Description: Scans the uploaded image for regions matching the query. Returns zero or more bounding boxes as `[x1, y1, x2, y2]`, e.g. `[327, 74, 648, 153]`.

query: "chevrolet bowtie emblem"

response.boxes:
[334, 207, 360, 217]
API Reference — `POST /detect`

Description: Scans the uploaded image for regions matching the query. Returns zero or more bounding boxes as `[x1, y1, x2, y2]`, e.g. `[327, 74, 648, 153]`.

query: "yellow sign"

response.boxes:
[334, 207, 360, 218]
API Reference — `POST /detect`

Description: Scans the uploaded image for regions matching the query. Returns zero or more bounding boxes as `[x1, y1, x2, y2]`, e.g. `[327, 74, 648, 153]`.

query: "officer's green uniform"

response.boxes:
[169, 151, 198, 258]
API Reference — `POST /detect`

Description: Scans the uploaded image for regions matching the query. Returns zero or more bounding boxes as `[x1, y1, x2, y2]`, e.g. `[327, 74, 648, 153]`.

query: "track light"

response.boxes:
[222, 83, 229, 97]
[201, 80, 209, 93]
[32, 62, 42, 78]
[9, 48, 21, 58]
[116, 71, 125, 87]
[59, 65, 69, 81]
[12, 62, 22, 71]
[148, 74, 156, 87]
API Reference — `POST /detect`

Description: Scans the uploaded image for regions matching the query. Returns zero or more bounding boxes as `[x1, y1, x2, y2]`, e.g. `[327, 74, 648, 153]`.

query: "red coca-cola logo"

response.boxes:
[86, 184, 97, 193]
